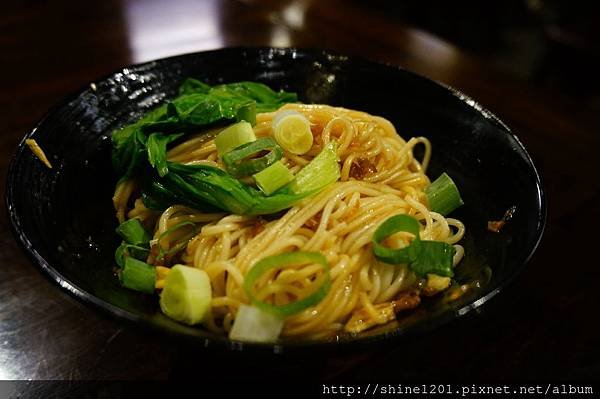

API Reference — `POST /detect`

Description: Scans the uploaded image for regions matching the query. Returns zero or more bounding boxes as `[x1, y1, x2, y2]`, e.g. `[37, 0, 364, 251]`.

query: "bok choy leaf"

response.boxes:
[112, 79, 296, 180]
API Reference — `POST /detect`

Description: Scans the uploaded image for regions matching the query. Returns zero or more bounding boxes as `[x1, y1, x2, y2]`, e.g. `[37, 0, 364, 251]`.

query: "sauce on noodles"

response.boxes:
[113, 103, 465, 340]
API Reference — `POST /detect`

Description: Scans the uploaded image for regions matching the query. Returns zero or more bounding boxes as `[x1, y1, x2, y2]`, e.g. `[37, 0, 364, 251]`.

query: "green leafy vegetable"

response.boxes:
[147, 133, 184, 177]
[178, 78, 211, 95]
[140, 131, 339, 215]
[185, 79, 298, 113]
[153, 162, 315, 215]
[112, 106, 168, 179]
[111, 79, 297, 182]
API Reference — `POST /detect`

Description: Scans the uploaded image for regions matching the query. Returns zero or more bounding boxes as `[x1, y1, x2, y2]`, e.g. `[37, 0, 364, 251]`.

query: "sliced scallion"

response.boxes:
[229, 304, 285, 343]
[156, 221, 198, 263]
[235, 102, 257, 126]
[425, 172, 464, 216]
[115, 218, 151, 246]
[120, 257, 156, 294]
[244, 251, 331, 317]
[372, 214, 422, 264]
[253, 160, 295, 196]
[222, 137, 283, 177]
[159, 264, 212, 325]
[411, 241, 455, 278]
[215, 121, 256, 157]
[372, 214, 457, 278]
[115, 241, 150, 267]
[290, 141, 340, 194]
[272, 110, 313, 155]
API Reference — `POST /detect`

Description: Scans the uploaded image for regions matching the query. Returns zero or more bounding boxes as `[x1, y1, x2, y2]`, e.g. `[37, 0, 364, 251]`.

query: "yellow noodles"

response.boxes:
[114, 104, 465, 339]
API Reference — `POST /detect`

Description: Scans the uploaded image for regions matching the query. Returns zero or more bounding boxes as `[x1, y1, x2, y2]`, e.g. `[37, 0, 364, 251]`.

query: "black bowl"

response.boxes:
[5, 47, 546, 352]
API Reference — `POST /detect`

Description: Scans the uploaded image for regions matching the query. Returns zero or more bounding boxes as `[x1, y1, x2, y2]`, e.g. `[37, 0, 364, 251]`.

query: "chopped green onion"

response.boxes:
[410, 241, 455, 278]
[120, 257, 156, 294]
[222, 137, 283, 177]
[115, 242, 127, 267]
[372, 214, 457, 278]
[215, 121, 256, 157]
[115, 218, 151, 246]
[156, 221, 198, 263]
[115, 242, 150, 267]
[426, 172, 464, 216]
[253, 160, 295, 195]
[272, 110, 313, 155]
[235, 102, 257, 126]
[229, 304, 285, 343]
[372, 214, 422, 264]
[159, 264, 212, 325]
[290, 141, 340, 194]
[244, 251, 331, 317]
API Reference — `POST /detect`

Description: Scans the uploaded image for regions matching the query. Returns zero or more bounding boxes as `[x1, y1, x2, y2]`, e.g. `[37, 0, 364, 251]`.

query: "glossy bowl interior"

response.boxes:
[6, 47, 545, 352]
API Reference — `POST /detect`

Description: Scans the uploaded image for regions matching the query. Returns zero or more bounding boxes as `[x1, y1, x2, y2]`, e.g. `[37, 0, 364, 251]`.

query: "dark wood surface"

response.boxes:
[1, 0, 598, 390]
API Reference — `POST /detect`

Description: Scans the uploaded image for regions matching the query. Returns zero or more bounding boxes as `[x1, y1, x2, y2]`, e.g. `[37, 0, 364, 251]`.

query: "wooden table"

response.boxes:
[1, 0, 598, 393]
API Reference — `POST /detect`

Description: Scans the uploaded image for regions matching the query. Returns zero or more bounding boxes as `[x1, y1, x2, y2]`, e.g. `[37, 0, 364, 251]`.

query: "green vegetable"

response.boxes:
[155, 221, 198, 263]
[253, 160, 295, 196]
[272, 110, 313, 155]
[141, 137, 341, 215]
[207, 80, 297, 113]
[290, 141, 340, 194]
[112, 106, 168, 179]
[229, 304, 284, 343]
[215, 121, 256, 156]
[161, 93, 256, 130]
[222, 137, 283, 177]
[425, 172, 464, 216]
[411, 241, 456, 278]
[111, 79, 300, 294]
[178, 78, 211, 95]
[372, 214, 422, 264]
[120, 257, 156, 294]
[159, 264, 212, 325]
[372, 214, 456, 278]
[111, 79, 297, 181]
[147, 132, 183, 177]
[244, 252, 331, 317]
[115, 242, 150, 267]
[177, 79, 296, 111]
[115, 218, 151, 246]
[115, 242, 128, 267]
[154, 162, 315, 215]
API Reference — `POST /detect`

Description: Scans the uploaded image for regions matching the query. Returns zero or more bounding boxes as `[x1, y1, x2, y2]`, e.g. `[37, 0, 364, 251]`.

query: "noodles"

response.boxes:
[114, 104, 465, 340]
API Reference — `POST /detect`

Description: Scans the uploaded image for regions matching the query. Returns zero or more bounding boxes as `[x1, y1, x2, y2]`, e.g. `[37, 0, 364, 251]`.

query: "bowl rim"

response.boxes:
[5, 46, 547, 353]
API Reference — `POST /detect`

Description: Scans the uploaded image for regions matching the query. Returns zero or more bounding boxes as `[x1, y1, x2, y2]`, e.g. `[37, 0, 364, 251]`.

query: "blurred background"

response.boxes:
[3, 0, 598, 161]
[380, 0, 600, 95]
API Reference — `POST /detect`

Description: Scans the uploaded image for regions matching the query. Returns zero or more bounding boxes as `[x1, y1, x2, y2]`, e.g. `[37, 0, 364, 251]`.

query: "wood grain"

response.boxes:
[0, 0, 598, 388]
